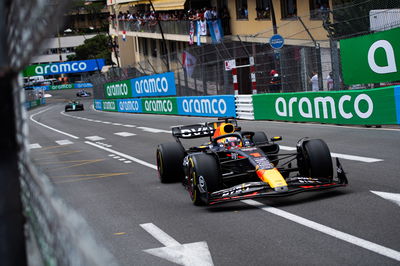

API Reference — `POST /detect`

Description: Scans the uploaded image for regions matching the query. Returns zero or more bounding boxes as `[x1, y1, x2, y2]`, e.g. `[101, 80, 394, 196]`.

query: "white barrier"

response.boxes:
[235, 95, 254, 120]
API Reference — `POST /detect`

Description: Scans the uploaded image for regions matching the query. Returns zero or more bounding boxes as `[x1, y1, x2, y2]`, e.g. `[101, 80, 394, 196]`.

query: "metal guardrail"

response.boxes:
[235, 95, 254, 120]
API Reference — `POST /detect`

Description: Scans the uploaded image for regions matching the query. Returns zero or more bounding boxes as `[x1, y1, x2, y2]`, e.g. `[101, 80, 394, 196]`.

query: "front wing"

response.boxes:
[208, 158, 348, 205]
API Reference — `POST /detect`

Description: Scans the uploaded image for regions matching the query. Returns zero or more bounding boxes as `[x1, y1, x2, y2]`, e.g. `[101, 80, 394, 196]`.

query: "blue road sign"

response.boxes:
[269, 34, 284, 49]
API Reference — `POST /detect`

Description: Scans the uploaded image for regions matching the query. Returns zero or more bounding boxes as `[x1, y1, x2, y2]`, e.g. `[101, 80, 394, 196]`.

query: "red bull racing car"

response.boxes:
[156, 118, 348, 206]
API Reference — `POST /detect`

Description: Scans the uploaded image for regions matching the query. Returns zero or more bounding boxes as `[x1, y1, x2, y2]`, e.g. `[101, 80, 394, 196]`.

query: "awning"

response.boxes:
[151, 0, 186, 11]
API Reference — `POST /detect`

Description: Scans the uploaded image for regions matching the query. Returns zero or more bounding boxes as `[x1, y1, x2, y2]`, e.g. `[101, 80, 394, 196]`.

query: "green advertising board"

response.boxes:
[340, 27, 400, 85]
[102, 100, 117, 112]
[253, 87, 398, 125]
[104, 80, 132, 99]
[141, 97, 178, 115]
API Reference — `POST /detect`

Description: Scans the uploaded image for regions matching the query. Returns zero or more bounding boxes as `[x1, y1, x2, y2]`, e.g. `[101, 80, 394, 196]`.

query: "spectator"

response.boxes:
[310, 71, 319, 91]
[327, 72, 333, 90]
[268, 69, 281, 93]
[211, 7, 219, 19]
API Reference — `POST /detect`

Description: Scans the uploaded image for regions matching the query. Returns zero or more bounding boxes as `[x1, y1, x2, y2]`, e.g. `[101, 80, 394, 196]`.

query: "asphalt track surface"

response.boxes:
[27, 90, 400, 265]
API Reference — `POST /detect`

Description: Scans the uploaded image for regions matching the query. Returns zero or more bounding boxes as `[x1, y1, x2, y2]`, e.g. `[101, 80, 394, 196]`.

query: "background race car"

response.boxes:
[156, 118, 348, 206]
[65, 101, 84, 112]
[76, 90, 91, 97]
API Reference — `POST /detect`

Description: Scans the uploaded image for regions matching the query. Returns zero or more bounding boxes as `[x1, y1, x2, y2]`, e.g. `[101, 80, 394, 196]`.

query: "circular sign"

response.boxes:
[269, 34, 284, 49]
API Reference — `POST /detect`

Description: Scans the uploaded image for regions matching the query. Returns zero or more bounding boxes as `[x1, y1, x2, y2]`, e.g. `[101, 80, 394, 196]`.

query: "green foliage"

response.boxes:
[67, 34, 112, 64]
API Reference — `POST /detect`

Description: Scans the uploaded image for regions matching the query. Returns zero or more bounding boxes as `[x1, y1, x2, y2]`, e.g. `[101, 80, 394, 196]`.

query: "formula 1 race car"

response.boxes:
[156, 118, 348, 206]
[76, 90, 91, 97]
[65, 101, 84, 112]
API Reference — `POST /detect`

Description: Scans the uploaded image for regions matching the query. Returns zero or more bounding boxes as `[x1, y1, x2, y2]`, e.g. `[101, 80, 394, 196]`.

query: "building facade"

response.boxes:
[107, 0, 334, 93]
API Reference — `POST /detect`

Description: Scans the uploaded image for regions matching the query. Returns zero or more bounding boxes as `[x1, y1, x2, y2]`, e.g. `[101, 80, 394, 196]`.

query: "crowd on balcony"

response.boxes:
[111, 7, 230, 23]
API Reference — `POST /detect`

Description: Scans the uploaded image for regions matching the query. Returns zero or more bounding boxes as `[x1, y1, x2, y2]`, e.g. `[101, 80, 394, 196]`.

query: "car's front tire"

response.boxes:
[156, 142, 185, 183]
[298, 139, 333, 179]
[187, 153, 221, 206]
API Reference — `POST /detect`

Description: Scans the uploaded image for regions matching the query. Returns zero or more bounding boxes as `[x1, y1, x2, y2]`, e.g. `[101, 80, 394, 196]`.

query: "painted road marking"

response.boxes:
[85, 141, 157, 170]
[29, 143, 42, 149]
[114, 132, 136, 137]
[137, 127, 171, 133]
[55, 140, 74, 146]
[279, 145, 383, 163]
[85, 136, 105, 141]
[112, 123, 123, 126]
[31, 107, 79, 139]
[123, 125, 136, 128]
[371, 191, 400, 207]
[242, 199, 400, 262]
[140, 223, 214, 266]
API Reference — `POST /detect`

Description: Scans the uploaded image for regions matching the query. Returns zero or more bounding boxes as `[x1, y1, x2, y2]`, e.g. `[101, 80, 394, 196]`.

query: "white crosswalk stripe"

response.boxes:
[28, 143, 42, 149]
[55, 140, 74, 145]
[85, 136, 105, 141]
[114, 132, 136, 137]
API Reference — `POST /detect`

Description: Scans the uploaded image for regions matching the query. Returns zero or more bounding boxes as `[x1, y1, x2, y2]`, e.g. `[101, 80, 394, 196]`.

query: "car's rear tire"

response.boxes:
[253, 131, 269, 145]
[156, 142, 185, 183]
[298, 139, 333, 179]
[187, 153, 221, 206]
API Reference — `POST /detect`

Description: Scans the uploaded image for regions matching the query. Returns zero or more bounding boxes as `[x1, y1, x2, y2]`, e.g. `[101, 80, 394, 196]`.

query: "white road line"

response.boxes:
[123, 125, 136, 128]
[30, 108, 79, 139]
[85, 141, 157, 170]
[124, 161, 132, 164]
[102, 121, 111, 124]
[242, 199, 400, 262]
[279, 145, 383, 163]
[112, 123, 122, 126]
[114, 132, 136, 137]
[140, 223, 181, 247]
[28, 143, 42, 149]
[85, 136, 105, 141]
[137, 127, 171, 133]
[56, 140, 74, 146]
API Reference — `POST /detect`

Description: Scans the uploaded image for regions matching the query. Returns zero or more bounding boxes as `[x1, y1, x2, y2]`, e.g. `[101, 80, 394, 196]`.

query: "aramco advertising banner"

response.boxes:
[104, 72, 176, 99]
[131, 72, 176, 97]
[340, 27, 400, 85]
[177, 95, 236, 117]
[23, 59, 105, 76]
[141, 97, 178, 115]
[253, 86, 399, 125]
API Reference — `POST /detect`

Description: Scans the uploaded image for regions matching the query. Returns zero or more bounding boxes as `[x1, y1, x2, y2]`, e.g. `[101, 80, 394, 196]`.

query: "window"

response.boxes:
[256, 0, 271, 19]
[309, 0, 330, 19]
[281, 0, 297, 19]
[236, 0, 248, 20]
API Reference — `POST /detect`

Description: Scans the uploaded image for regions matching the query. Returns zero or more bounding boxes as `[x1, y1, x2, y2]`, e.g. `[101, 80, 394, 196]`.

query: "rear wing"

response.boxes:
[172, 124, 215, 139]
[171, 118, 239, 139]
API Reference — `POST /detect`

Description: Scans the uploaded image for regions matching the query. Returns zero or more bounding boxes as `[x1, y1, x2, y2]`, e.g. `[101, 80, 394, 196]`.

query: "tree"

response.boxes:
[67, 34, 112, 65]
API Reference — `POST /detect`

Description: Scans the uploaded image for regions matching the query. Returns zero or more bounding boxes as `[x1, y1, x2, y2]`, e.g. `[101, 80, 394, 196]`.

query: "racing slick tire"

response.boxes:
[253, 131, 269, 145]
[156, 142, 185, 183]
[187, 153, 221, 206]
[298, 139, 333, 179]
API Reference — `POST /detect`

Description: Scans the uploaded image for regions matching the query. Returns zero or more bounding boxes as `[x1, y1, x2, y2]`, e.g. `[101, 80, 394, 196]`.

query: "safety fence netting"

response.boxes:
[4, 0, 118, 265]
[90, 0, 400, 99]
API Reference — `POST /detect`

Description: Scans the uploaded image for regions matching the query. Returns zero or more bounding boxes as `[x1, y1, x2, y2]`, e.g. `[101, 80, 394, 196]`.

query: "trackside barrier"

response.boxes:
[95, 86, 400, 125]
[32, 83, 93, 91]
[95, 95, 236, 118]
[104, 72, 177, 99]
[252, 86, 400, 125]
[235, 95, 254, 120]
[25, 98, 46, 110]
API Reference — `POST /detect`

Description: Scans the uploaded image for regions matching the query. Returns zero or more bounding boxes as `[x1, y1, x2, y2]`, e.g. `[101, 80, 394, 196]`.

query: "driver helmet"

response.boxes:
[218, 137, 242, 149]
